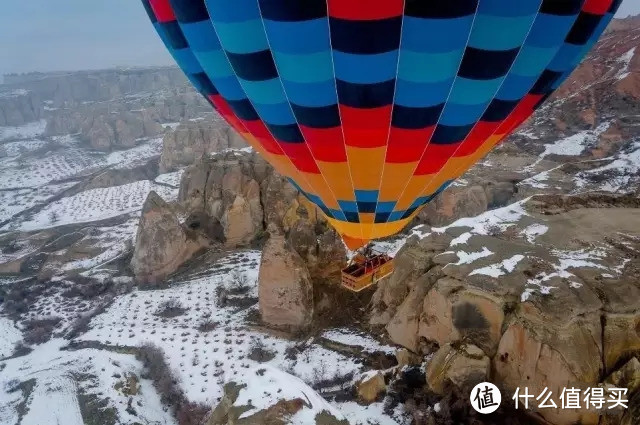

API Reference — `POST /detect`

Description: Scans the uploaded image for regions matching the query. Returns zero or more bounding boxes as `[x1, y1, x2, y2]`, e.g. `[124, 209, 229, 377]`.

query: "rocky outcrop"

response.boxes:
[258, 229, 313, 330]
[355, 371, 386, 404]
[207, 366, 348, 425]
[426, 343, 489, 395]
[0, 89, 43, 127]
[372, 194, 640, 425]
[47, 108, 165, 150]
[178, 151, 346, 275]
[131, 191, 212, 285]
[159, 119, 246, 172]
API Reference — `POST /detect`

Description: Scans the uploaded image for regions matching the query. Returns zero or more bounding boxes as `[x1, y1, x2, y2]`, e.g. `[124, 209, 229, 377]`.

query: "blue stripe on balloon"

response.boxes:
[394, 79, 454, 108]
[272, 51, 334, 83]
[477, 0, 541, 16]
[448, 77, 503, 105]
[495, 74, 539, 101]
[172, 48, 203, 75]
[397, 50, 464, 83]
[213, 20, 269, 54]
[402, 16, 474, 53]
[180, 20, 221, 52]
[281, 80, 338, 107]
[195, 49, 235, 77]
[510, 45, 558, 77]
[205, 0, 259, 22]
[469, 14, 538, 51]
[333, 51, 399, 84]
[527, 13, 580, 48]
[252, 101, 296, 126]
[438, 102, 490, 127]
[263, 19, 330, 54]
[547, 42, 585, 72]
[208, 75, 246, 101]
[238, 78, 287, 105]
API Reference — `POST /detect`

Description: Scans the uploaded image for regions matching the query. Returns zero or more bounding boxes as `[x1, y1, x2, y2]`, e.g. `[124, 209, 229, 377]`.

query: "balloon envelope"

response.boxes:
[142, 0, 621, 249]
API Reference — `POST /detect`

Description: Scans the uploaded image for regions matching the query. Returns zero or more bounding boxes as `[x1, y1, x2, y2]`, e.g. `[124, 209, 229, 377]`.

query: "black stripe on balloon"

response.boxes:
[226, 50, 278, 81]
[609, 0, 624, 14]
[291, 104, 341, 128]
[159, 21, 189, 50]
[530, 69, 563, 95]
[392, 104, 444, 129]
[458, 47, 520, 80]
[268, 123, 305, 143]
[227, 99, 260, 121]
[375, 212, 391, 223]
[401, 207, 418, 220]
[329, 17, 402, 54]
[539, 0, 584, 16]
[405, 0, 478, 18]
[141, 0, 157, 23]
[482, 98, 520, 122]
[258, 0, 327, 21]
[566, 12, 603, 45]
[344, 211, 360, 223]
[191, 72, 217, 96]
[336, 79, 396, 109]
[431, 124, 474, 145]
[169, 0, 209, 23]
[357, 202, 377, 213]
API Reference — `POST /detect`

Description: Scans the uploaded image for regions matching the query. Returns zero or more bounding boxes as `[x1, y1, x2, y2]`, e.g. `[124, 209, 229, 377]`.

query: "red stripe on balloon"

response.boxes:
[149, 0, 176, 23]
[454, 121, 501, 157]
[242, 119, 282, 155]
[414, 143, 460, 175]
[386, 127, 434, 163]
[300, 126, 347, 162]
[279, 143, 321, 174]
[339, 105, 392, 148]
[582, 0, 613, 15]
[327, 0, 404, 20]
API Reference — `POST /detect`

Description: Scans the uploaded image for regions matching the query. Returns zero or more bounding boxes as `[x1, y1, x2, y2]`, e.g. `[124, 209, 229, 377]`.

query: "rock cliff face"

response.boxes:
[0, 89, 43, 126]
[371, 193, 640, 425]
[159, 119, 247, 172]
[3, 67, 188, 108]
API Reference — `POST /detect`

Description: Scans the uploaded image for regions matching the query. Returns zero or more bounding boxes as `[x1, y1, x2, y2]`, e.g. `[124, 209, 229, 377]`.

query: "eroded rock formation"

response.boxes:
[131, 191, 215, 285]
[371, 193, 640, 425]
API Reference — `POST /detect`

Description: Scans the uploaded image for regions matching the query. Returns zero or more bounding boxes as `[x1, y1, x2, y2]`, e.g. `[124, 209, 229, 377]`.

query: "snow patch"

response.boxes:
[234, 365, 345, 422]
[521, 224, 549, 243]
[0, 317, 21, 358]
[0, 120, 47, 141]
[470, 254, 525, 278]
[454, 247, 493, 265]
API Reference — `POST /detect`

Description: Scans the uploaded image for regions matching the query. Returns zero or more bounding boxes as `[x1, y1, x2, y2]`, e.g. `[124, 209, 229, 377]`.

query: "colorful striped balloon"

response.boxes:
[142, 0, 621, 249]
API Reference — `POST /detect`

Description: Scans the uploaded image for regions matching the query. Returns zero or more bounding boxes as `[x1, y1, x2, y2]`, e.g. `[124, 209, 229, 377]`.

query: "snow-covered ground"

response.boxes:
[0, 339, 177, 425]
[73, 250, 404, 423]
[0, 120, 47, 142]
[8, 180, 177, 232]
[0, 317, 22, 358]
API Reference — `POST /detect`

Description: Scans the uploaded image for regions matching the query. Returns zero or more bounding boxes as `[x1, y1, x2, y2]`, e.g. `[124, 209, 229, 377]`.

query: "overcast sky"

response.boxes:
[0, 0, 638, 76]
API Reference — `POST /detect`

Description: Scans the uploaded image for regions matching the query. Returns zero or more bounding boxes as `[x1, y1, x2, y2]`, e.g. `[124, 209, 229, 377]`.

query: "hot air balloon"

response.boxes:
[141, 0, 621, 288]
